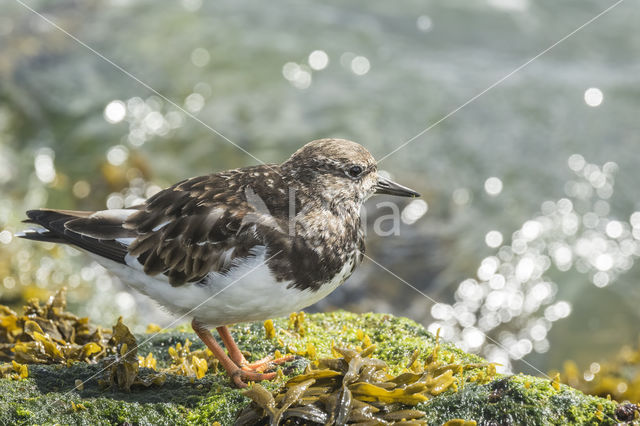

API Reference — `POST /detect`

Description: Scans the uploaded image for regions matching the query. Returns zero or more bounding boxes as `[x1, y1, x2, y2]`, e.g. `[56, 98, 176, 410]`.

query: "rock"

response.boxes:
[0, 311, 624, 425]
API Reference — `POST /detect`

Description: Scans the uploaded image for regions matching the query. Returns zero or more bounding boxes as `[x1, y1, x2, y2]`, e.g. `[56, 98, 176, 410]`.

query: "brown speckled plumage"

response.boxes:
[23, 139, 393, 291]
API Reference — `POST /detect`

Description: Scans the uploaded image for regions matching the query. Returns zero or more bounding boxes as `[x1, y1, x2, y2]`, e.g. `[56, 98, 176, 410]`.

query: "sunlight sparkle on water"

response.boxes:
[34, 149, 55, 184]
[462, 327, 485, 349]
[282, 62, 312, 89]
[185, 93, 205, 113]
[568, 154, 586, 171]
[605, 220, 623, 239]
[0, 230, 12, 244]
[104, 100, 126, 124]
[552, 245, 572, 269]
[416, 15, 432, 32]
[308, 50, 329, 71]
[428, 155, 640, 370]
[401, 199, 428, 225]
[593, 271, 610, 287]
[190, 47, 210, 67]
[452, 188, 471, 205]
[484, 177, 503, 196]
[351, 56, 370, 76]
[485, 230, 503, 248]
[72, 180, 91, 199]
[584, 87, 603, 107]
[521, 220, 542, 240]
[106, 145, 129, 166]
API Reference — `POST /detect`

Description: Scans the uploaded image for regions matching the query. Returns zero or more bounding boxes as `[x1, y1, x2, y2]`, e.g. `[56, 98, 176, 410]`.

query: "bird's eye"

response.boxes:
[347, 165, 363, 178]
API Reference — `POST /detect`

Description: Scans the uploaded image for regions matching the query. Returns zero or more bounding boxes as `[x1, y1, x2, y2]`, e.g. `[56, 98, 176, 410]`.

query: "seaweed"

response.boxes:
[236, 333, 497, 425]
[166, 338, 219, 380]
[99, 317, 166, 391]
[0, 360, 28, 380]
[0, 287, 112, 364]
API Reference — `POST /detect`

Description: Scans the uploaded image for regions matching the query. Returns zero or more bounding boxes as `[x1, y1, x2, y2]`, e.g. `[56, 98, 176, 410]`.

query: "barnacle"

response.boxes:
[237, 336, 496, 425]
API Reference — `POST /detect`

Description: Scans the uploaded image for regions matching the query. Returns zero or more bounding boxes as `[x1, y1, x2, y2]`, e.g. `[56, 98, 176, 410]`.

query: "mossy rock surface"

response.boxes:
[0, 311, 624, 425]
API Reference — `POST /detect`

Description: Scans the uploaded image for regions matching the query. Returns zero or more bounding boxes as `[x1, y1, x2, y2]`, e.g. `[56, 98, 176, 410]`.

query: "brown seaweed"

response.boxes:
[0, 288, 112, 365]
[237, 339, 496, 425]
[100, 317, 165, 391]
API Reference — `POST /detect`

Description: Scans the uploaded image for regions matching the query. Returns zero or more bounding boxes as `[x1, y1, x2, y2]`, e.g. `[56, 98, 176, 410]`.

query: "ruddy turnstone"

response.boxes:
[18, 138, 419, 387]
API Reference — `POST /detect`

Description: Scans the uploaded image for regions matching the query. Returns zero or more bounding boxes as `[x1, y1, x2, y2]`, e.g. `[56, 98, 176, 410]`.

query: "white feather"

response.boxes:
[87, 246, 353, 327]
[152, 221, 170, 232]
[90, 209, 137, 221]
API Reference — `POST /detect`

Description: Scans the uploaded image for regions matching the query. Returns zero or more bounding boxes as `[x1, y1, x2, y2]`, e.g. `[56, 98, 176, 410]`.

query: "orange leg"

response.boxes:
[192, 319, 276, 388]
[216, 325, 295, 372]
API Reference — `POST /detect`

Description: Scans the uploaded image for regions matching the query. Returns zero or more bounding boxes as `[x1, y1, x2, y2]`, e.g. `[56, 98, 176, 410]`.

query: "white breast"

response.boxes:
[90, 246, 354, 327]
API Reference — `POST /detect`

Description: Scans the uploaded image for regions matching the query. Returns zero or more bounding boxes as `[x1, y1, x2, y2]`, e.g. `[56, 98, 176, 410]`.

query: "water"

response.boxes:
[1, 0, 639, 375]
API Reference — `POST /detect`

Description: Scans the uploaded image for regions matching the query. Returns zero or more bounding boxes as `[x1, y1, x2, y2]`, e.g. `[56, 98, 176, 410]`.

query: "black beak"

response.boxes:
[375, 176, 420, 198]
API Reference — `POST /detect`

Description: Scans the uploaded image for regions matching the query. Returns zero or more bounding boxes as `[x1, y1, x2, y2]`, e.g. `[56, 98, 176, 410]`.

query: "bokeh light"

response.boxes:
[104, 100, 126, 123]
[429, 156, 640, 371]
[485, 230, 504, 248]
[350, 56, 370, 76]
[308, 50, 329, 71]
[416, 15, 432, 32]
[190, 47, 210, 67]
[484, 177, 503, 196]
[584, 88, 603, 107]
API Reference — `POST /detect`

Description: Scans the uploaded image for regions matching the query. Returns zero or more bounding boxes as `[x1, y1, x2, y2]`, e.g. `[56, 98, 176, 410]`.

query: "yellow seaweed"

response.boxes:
[0, 360, 28, 380]
[0, 288, 112, 365]
[350, 382, 429, 404]
[166, 338, 218, 379]
[286, 369, 341, 386]
[238, 328, 496, 424]
[443, 420, 477, 426]
[264, 319, 276, 339]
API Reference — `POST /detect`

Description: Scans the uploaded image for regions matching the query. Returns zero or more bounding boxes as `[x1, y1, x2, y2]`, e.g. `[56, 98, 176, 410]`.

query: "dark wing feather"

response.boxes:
[124, 166, 285, 286]
[21, 209, 132, 264]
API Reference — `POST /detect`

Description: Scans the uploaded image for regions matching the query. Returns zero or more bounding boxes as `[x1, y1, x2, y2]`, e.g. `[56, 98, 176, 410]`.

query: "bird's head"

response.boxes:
[281, 138, 420, 206]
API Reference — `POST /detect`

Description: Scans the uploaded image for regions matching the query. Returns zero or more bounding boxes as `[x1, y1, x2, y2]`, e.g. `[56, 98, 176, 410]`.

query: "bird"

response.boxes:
[18, 138, 420, 387]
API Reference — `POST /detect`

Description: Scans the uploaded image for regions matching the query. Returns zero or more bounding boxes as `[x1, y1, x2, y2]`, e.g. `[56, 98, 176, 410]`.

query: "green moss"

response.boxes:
[420, 374, 619, 425]
[0, 311, 626, 425]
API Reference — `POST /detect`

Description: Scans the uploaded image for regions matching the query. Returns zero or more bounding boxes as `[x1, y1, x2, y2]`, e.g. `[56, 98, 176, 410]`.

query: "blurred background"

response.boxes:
[1, 0, 639, 385]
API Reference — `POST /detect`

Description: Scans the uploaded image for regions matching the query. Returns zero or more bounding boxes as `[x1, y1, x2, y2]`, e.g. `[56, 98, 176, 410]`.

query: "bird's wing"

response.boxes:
[123, 171, 265, 285]
[22, 166, 288, 286]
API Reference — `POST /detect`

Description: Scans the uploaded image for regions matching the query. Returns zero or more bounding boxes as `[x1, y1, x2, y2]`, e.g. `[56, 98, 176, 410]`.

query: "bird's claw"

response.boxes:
[240, 354, 296, 372]
[231, 369, 278, 388]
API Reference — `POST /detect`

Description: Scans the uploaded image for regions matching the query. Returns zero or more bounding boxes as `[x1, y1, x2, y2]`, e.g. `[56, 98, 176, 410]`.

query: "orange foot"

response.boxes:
[228, 354, 296, 388]
[192, 320, 297, 388]
[240, 354, 297, 373]
[230, 368, 278, 389]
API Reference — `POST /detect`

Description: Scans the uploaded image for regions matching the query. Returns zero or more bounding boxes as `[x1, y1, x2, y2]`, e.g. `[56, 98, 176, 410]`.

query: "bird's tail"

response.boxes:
[17, 209, 134, 264]
[17, 209, 93, 243]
